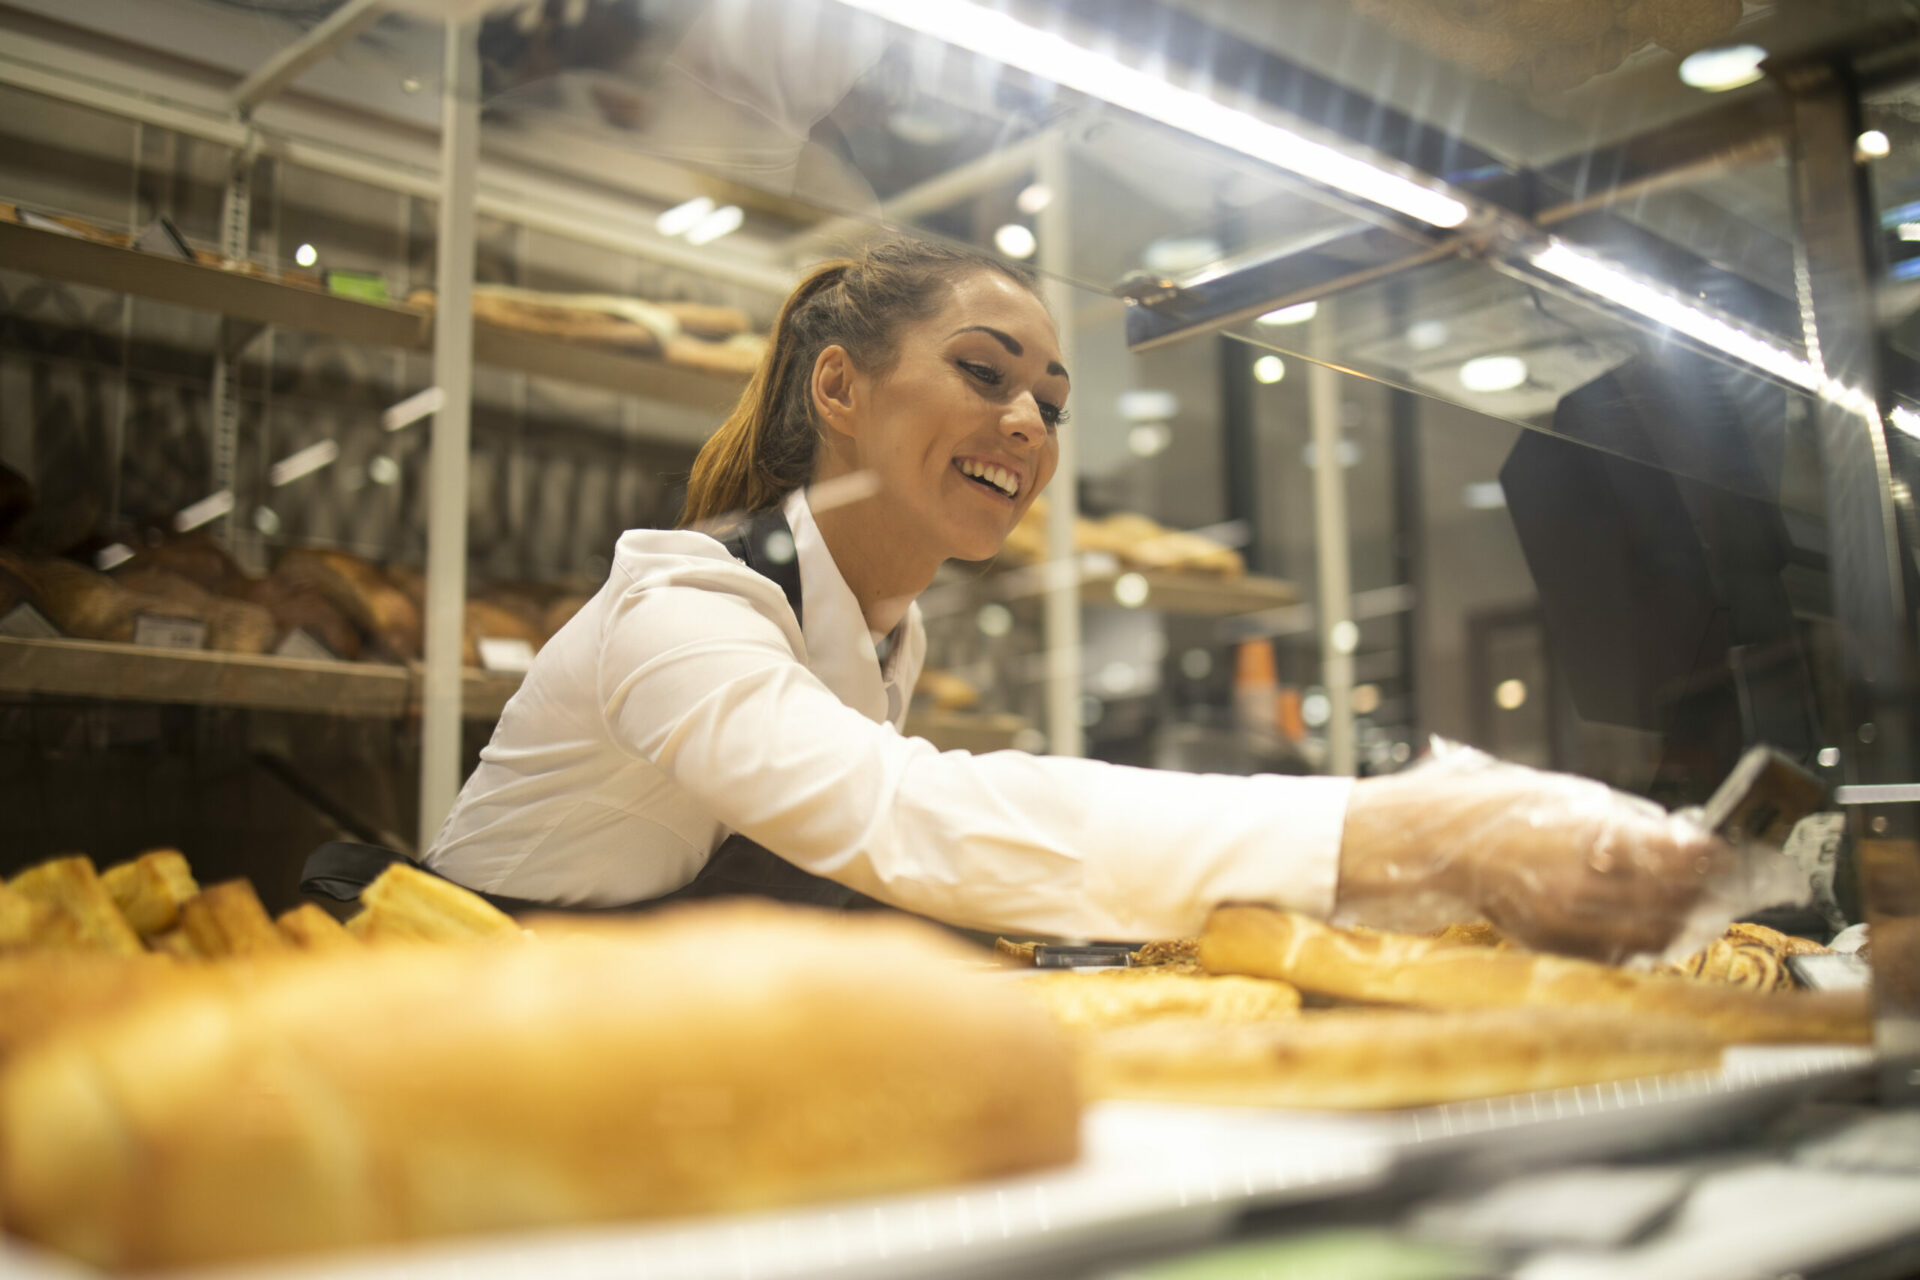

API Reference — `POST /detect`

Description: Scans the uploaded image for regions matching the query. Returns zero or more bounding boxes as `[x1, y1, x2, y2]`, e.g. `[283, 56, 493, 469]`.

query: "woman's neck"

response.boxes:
[809, 493, 941, 637]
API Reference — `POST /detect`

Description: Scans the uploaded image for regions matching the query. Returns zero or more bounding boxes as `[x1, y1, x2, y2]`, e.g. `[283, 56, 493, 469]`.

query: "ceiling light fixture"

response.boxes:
[1856, 130, 1891, 160]
[268, 439, 340, 487]
[1127, 422, 1173, 457]
[684, 204, 744, 246]
[1252, 354, 1286, 384]
[1256, 301, 1318, 326]
[174, 490, 234, 533]
[1528, 240, 1816, 391]
[1016, 182, 1053, 214]
[293, 243, 318, 268]
[1678, 44, 1767, 92]
[655, 196, 715, 238]
[1458, 354, 1528, 392]
[830, 0, 1470, 229]
[1892, 405, 1920, 439]
[1118, 389, 1178, 421]
[993, 223, 1037, 259]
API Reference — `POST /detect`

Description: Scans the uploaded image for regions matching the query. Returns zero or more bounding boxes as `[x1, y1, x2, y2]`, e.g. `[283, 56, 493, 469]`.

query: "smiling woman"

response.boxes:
[403, 236, 1729, 962]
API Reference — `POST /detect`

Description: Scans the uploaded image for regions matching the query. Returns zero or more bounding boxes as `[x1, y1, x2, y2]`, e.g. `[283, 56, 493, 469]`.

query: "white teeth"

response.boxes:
[958, 459, 1018, 497]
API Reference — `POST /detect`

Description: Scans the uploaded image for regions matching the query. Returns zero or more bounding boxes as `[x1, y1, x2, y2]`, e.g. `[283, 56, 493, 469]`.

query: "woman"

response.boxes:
[424, 238, 1721, 961]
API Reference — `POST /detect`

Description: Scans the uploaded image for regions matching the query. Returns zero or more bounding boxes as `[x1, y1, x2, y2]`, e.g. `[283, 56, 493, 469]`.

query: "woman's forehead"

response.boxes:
[930, 273, 1060, 359]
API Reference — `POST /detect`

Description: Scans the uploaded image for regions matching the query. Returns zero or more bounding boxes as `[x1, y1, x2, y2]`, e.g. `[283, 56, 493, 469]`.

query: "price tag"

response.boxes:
[476, 637, 536, 673]
[132, 613, 207, 650]
[0, 603, 59, 639]
[274, 628, 336, 661]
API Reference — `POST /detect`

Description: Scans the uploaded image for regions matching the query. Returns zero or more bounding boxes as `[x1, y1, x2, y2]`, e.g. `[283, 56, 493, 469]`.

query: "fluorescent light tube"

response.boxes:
[830, 0, 1470, 229]
[268, 439, 341, 487]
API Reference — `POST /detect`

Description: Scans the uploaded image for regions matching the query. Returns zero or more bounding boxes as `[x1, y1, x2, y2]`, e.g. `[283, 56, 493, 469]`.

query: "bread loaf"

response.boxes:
[1085, 1005, 1723, 1109]
[1200, 906, 1872, 1044]
[277, 548, 422, 658]
[0, 902, 1081, 1270]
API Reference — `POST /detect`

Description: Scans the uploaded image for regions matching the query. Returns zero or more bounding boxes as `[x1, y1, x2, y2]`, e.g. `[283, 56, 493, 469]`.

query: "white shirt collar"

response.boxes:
[785, 486, 901, 725]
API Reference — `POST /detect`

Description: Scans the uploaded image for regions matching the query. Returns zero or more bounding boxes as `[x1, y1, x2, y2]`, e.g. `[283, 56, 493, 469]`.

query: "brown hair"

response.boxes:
[679, 238, 1038, 528]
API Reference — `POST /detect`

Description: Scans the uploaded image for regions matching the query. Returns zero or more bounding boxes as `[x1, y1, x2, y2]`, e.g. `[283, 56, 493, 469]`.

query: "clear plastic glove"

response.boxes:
[1334, 740, 1802, 965]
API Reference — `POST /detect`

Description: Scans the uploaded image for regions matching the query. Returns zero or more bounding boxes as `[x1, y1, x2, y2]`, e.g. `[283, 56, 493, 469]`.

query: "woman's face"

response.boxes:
[820, 270, 1067, 564]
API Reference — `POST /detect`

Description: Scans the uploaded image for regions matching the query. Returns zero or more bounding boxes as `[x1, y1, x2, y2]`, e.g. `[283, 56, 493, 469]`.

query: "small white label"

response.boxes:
[476, 637, 536, 673]
[274, 627, 335, 660]
[132, 613, 207, 650]
[0, 603, 59, 639]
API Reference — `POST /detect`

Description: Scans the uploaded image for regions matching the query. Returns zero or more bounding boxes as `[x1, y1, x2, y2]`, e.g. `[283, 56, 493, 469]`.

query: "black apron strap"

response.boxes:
[716, 506, 803, 628]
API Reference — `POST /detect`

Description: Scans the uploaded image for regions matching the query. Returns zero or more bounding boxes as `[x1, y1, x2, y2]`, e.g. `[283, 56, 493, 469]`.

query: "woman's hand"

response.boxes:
[1336, 744, 1731, 963]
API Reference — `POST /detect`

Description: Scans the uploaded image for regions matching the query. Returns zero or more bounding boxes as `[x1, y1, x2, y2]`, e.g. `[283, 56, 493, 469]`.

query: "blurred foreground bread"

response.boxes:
[8, 856, 143, 957]
[1201, 906, 1871, 1044]
[1, 902, 1080, 1271]
[100, 849, 199, 937]
[1086, 1005, 1723, 1109]
[1025, 968, 1301, 1032]
[348, 861, 520, 943]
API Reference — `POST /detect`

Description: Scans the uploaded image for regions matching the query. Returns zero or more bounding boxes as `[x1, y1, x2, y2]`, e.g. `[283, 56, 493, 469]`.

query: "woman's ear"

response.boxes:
[811, 344, 861, 441]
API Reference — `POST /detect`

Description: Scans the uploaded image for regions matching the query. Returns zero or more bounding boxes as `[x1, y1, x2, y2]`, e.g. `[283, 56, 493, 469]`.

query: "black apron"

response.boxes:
[301, 508, 878, 915]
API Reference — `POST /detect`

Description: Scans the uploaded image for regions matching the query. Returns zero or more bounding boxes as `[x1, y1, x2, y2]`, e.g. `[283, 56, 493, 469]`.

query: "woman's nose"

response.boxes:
[1002, 396, 1044, 445]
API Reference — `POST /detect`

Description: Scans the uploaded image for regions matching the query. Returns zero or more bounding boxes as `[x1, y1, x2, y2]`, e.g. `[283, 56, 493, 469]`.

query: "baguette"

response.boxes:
[1085, 1005, 1723, 1109]
[1023, 968, 1300, 1032]
[1200, 906, 1871, 1044]
[0, 902, 1081, 1270]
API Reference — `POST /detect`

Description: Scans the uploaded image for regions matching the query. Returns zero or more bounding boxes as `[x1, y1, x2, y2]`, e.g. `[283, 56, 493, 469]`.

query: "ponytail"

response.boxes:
[679, 238, 1036, 529]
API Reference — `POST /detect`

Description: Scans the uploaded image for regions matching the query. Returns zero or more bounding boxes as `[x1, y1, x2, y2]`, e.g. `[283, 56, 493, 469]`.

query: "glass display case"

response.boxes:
[0, 0, 1915, 1127]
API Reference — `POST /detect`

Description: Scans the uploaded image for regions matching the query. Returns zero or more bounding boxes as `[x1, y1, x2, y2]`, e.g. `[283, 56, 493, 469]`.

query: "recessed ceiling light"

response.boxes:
[1463, 481, 1507, 510]
[993, 223, 1037, 259]
[293, 243, 318, 267]
[1128, 422, 1173, 457]
[1458, 355, 1528, 392]
[1256, 301, 1318, 326]
[1118, 389, 1178, 421]
[1143, 236, 1222, 275]
[1678, 44, 1767, 92]
[1252, 354, 1286, 384]
[684, 204, 743, 246]
[1857, 129, 1891, 160]
[1015, 182, 1052, 215]
[654, 196, 714, 238]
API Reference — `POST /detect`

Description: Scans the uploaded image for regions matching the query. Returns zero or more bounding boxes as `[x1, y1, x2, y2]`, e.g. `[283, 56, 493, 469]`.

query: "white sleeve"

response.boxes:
[597, 562, 1350, 939]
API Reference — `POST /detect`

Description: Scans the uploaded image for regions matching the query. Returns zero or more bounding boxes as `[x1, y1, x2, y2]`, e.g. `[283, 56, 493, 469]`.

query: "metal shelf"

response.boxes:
[0, 220, 746, 408]
[0, 635, 410, 718]
[0, 636, 534, 721]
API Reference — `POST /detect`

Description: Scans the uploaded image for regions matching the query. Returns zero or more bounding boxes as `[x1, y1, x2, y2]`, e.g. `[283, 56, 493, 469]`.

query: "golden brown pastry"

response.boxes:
[1085, 1005, 1722, 1109]
[100, 849, 200, 938]
[0, 902, 1082, 1271]
[8, 856, 143, 957]
[1024, 968, 1301, 1032]
[348, 862, 520, 944]
[275, 903, 356, 952]
[177, 879, 289, 959]
[1201, 906, 1871, 1044]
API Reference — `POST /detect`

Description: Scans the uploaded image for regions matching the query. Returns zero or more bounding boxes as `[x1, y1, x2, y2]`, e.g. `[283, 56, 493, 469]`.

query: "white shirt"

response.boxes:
[425, 487, 1352, 938]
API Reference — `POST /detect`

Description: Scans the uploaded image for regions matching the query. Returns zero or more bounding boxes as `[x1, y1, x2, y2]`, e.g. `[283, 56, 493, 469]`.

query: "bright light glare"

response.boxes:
[1256, 301, 1318, 326]
[94, 543, 134, 571]
[173, 490, 234, 532]
[1495, 678, 1528, 710]
[831, 0, 1470, 228]
[1113, 572, 1151, 607]
[1118, 389, 1178, 421]
[684, 204, 744, 246]
[1678, 45, 1766, 92]
[1459, 355, 1528, 393]
[655, 196, 715, 237]
[1353, 683, 1381, 715]
[1407, 319, 1449, 351]
[1857, 130, 1891, 159]
[367, 456, 401, 486]
[268, 439, 340, 487]
[293, 243, 318, 268]
[1301, 690, 1331, 728]
[976, 603, 1013, 638]
[1128, 423, 1173, 458]
[1463, 481, 1507, 510]
[1252, 355, 1286, 384]
[1529, 241, 1817, 391]
[1016, 182, 1052, 214]
[1329, 619, 1358, 654]
[993, 223, 1037, 259]
[1891, 405, 1920, 438]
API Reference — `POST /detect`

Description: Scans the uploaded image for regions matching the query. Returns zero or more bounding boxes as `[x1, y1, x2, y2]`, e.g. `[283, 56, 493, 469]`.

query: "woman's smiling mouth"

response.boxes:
[954, 457, 1019, 498]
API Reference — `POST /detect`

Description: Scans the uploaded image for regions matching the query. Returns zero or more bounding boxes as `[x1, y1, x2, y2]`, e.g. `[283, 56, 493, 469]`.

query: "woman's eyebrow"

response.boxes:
[949, 325, 1070, 382]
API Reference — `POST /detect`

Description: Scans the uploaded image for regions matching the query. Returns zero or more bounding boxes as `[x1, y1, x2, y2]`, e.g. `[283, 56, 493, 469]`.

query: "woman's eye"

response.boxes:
[959, 360, 1002, 387]
[1039, 403, 1069, 432]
